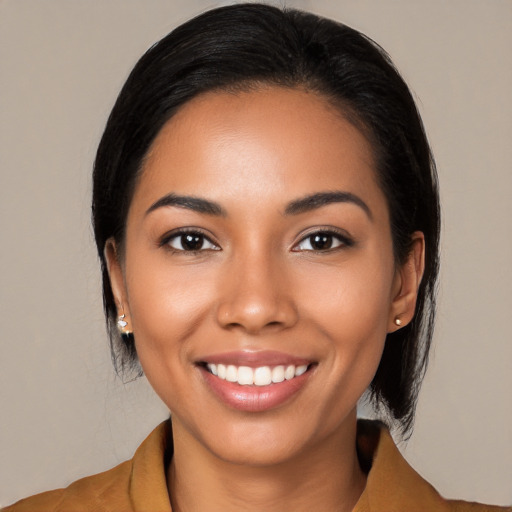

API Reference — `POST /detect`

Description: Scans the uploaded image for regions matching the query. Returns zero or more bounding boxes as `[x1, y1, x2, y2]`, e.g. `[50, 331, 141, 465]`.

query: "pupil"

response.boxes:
[182, 233, 203, 250]
[311, 233, 332, 250]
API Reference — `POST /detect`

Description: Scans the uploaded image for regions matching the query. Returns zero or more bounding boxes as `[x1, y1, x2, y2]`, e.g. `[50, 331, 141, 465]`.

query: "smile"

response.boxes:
[198, 352, 315, 412]
[206, 363, 309, 386]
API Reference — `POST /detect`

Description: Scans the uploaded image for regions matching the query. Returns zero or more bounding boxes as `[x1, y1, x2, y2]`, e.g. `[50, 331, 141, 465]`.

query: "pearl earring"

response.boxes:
[394, 317, 402, 327]
[117, 311, 132, 335]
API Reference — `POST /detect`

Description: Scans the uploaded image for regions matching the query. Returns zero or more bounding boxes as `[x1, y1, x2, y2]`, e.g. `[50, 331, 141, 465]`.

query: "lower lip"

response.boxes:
[199, 366, 312, 412]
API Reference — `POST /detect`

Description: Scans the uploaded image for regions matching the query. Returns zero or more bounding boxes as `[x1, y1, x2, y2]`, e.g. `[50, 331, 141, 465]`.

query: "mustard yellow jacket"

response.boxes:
[3, 420, 510, 512]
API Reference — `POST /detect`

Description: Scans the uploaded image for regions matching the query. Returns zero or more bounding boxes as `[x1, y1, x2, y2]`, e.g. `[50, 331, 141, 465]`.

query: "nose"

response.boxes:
[216, 252, 298, 334]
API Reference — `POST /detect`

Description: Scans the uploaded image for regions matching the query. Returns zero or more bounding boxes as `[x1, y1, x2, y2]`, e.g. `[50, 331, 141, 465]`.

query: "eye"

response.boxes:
[164, 231, 219, 252]
[293, 231, 352, 252]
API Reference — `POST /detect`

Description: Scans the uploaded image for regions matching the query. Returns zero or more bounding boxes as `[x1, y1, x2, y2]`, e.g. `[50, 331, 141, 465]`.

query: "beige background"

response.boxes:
[1, 0, 511, 507]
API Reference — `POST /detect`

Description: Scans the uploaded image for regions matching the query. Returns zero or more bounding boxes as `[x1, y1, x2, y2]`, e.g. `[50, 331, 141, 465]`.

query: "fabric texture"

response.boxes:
[3, 420, 510, 512]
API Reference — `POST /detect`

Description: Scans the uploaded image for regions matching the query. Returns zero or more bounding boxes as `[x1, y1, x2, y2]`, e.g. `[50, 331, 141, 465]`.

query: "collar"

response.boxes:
[353, 419, 450, 511]
[127, 419, 468, 512]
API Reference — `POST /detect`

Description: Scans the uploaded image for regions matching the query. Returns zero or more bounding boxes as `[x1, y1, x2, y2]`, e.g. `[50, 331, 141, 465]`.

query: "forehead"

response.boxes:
[131, 86, 385, 219]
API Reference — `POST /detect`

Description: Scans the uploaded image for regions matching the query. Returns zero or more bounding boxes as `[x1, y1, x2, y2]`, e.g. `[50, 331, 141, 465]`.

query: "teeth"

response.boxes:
[226, 365, 238, 382]
[284, 365, 295, 380]
[254, 366, 272, 386]
[271, 366, 285, 383]
[238, 366, 254, 385]
[205, 363, 309, 386]
[295, 365, 308, 377]
[217, 364, 226, 379]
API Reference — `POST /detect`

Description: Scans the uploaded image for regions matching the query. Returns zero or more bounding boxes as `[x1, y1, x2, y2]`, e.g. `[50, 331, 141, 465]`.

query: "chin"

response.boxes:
[183, 404, 353, 469]
[207, 426, 312, 467]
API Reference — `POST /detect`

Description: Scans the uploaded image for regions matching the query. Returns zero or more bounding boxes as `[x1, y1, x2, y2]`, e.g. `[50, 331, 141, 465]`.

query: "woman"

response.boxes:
[4, 4, 510, 511]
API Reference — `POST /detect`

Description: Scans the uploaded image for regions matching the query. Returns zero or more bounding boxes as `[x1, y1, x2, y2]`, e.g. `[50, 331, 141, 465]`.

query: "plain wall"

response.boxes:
[1, 0, 511, 507]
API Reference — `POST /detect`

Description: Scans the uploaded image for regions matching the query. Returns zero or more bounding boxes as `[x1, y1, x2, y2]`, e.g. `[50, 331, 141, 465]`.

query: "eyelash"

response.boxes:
[292, 229, 354, 252]
[160, 228, 220, 254]
[160, 228, 354, 254]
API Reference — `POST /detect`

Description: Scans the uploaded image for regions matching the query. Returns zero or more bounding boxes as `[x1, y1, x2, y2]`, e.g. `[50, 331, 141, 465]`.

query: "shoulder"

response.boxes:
[2, 421, 172, 512]
[444, 501, 512, 512]
[355, 419, 511, 512]
[2, 459, 133, 512]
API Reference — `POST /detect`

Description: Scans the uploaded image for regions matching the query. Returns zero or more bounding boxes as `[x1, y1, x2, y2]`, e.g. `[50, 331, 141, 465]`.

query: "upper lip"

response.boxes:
[197, 350, 314, 368]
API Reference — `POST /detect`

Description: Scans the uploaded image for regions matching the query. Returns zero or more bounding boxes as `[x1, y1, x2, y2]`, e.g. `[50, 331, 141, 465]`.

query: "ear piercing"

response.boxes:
[117, 309, 132, 335]
[394, 317, 402, 327]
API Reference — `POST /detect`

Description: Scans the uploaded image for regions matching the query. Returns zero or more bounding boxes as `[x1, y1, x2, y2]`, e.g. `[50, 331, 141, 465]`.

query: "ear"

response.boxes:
[104, 238, 132, 332]
[388, 231, 425, 332]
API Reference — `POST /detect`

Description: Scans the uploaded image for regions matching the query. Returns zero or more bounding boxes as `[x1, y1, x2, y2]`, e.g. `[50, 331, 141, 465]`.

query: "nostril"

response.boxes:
[216, 293, 299, 333]
[266, 320, 286, 328]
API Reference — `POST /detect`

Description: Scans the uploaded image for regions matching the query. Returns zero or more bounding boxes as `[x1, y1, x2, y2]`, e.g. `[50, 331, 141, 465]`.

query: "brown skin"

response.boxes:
[106, 87, 424, 512]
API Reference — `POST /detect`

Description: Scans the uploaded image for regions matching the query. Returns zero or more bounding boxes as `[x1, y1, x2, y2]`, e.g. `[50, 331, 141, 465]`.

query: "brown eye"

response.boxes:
[310, 233, 334, 250]
[294, 231, 351, 252]
[166, 231, 219, 252]
[182, 233, 204, 250]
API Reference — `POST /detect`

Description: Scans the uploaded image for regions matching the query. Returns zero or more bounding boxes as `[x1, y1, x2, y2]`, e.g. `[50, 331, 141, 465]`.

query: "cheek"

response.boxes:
[124, 256, 217, 369]
[299, 257, 394, 334]
[297, 254, 394, 383]
[123, 259, 221, 416]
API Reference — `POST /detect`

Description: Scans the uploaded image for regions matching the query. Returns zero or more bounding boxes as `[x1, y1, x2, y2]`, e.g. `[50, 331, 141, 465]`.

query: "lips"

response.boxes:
[197, 351, 315, 412]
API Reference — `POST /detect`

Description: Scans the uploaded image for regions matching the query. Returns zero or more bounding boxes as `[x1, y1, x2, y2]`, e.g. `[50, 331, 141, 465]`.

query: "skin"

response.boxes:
[106, 87, 424, 512]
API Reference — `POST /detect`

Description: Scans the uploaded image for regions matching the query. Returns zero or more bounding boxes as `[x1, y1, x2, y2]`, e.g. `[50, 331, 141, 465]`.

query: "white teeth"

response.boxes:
[284, 365, 295, 380]
[237, 366, 254, 385]
[205, 363, 309, 386]
[271, 365, 285, 383]
[254, 366, 272, 386]
[295, 365, 308, 377]
[217, 364, 226, 379]
[226, 365, 238, 382]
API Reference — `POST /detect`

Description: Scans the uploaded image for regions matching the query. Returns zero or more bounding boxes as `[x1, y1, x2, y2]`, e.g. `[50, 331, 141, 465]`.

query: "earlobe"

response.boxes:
[104, 238, 132, 334]
[388, 232, 425, 332]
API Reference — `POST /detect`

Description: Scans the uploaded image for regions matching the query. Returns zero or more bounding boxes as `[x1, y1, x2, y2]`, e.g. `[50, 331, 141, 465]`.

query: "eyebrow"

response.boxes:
[284, 191, 372, 219]
[145, 190, 372, 220]
[145, 193, 226, 217]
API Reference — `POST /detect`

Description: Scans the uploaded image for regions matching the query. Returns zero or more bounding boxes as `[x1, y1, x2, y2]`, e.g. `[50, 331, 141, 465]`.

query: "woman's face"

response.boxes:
[108, 87, 420, 465]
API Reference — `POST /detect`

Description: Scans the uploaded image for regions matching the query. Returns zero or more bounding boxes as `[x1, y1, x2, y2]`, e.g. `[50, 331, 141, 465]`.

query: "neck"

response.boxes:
[167, 414, 366, 512]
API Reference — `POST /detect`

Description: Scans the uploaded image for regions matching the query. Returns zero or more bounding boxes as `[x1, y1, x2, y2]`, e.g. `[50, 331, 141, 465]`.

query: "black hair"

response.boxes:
[92, 3, 440, 434]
